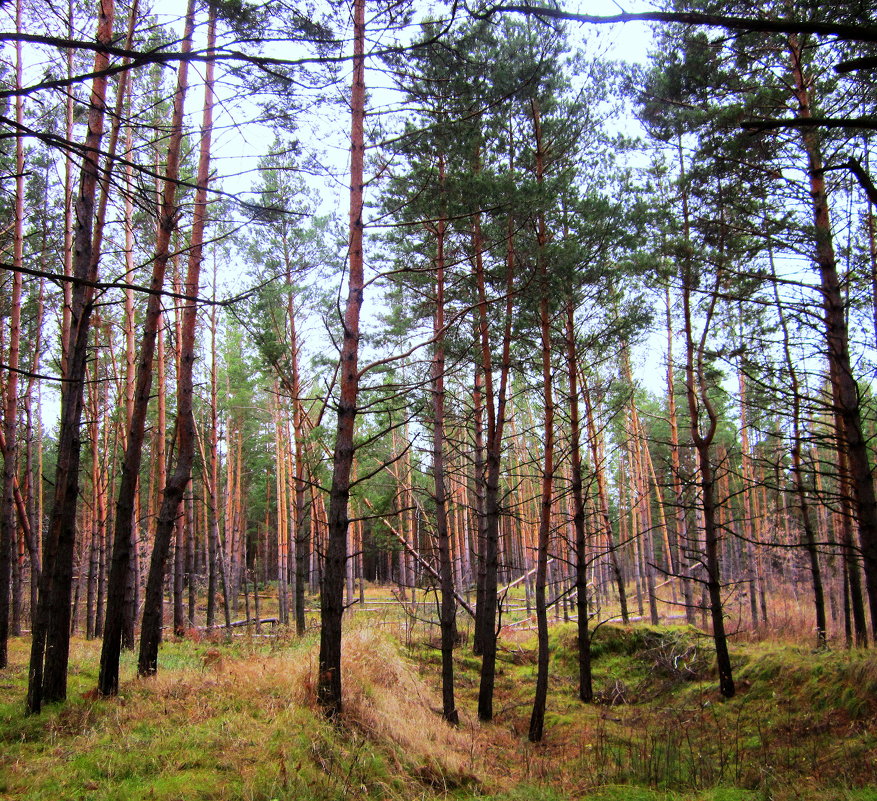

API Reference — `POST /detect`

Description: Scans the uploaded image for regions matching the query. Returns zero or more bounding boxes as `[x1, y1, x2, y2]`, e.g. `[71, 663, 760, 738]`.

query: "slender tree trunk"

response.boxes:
[582, 379, 628, 622]
[186, 490, 196, 626]
[22, 274, 44, 628]
[431, 156, 458, 725]
[287, 281, 308, 636]
[471, 359, 487, 655]
[789, 35, 877, 634]
[317, 0, 366, 718]
[275, 398, 289, 625]
[565, 303, 592, 702]
[529, 106, 554, 741]
[681, 259, 734, 699]
[27, 0, 115, 713]
[139, 7, 214, 674]
[0, 0, 24, 666]
[833, 405, 869, 646]
[120, 151, 138, 649]
[475, 217, 515, 722]
[98, 1, 195, 695]
[665, 287, 695, 624]
[86, 342, 102, 641]
[769, 264, 826, 646]
[621, 346, 659, 625]
[60, 0, 75, 374]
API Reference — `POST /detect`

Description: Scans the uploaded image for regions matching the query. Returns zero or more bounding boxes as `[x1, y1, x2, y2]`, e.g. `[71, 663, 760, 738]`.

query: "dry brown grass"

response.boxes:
[338, 628, 496, 792]
[728, 589, 826, 646]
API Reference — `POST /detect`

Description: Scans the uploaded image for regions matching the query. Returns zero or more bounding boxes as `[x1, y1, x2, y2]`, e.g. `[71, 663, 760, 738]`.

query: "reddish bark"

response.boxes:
[318, 0, 366, 718]
[27, 0, 115, 713]
[139, 3, 216, 675]
[789, 34, 877, 634]
[0, 0, 24, 666]
[98, 0, 195, 695]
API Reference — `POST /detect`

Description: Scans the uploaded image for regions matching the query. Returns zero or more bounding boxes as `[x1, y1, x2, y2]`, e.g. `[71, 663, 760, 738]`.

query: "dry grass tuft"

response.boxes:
[731, 591, 826, 646]
[339, 629, 488, 791]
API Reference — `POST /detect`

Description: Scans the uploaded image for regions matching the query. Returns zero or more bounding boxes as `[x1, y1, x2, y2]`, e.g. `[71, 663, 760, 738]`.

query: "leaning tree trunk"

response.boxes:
[139, 6, 215, 676]
[317, 0, 366, 718]
[789, 34, 877, 635]
[27, 0, 115, 714]
[98, 0, 195, 696]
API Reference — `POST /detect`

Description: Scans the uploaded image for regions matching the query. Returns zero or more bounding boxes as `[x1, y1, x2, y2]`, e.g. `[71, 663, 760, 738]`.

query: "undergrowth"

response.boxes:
[0, 625, 482, 801]
[1, 617, 876, 801]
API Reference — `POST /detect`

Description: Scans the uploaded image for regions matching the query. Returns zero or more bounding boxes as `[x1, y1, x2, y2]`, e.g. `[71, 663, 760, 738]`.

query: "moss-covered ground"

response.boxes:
[1, 599, 875, 801]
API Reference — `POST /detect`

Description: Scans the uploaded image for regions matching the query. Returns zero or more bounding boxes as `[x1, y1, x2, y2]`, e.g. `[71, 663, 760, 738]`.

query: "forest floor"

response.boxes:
[1, 593, 876, 801]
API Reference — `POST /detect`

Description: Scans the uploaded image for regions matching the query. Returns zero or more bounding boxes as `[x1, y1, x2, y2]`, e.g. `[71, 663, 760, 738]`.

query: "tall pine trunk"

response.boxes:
[529, 104, 554, 740]
[431, 156, 458, 724]
[475, 219, 514, 722]
[565, 302, 592, 702]
[789, 34, 877, 635]
[0, 0, 25, 667]
[317, 0, 366, 718]
[98, 1, 195, 695]
[139, 6, 215, 675]
[27, 0, 115, 713]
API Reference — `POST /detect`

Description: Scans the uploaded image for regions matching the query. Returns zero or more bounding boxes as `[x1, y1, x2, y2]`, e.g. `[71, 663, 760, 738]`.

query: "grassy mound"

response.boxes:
[480, 622, 877, 800]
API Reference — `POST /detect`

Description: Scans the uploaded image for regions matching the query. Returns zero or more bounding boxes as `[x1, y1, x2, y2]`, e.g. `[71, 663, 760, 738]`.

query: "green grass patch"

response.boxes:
[2, 615, 877, 801]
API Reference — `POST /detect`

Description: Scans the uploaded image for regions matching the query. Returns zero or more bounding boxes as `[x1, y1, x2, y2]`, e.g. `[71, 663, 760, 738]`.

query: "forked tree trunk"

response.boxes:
[681, 259, 734, 699]
[317, 0, 366, 718]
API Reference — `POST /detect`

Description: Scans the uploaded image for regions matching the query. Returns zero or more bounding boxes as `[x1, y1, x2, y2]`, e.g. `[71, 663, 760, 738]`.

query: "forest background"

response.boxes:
[0, 0, 876, 746]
